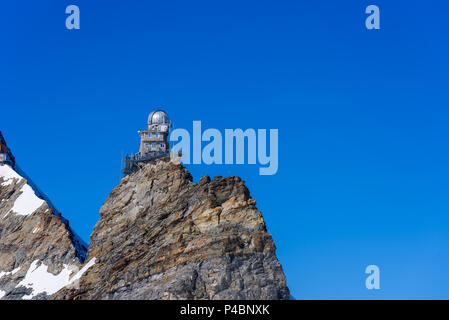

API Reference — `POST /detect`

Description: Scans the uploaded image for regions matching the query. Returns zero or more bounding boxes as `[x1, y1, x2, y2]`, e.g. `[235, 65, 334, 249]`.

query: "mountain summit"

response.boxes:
[1, 131, 289, 300]
[53, 157, 290, 300]
[0, 132, 88, 300]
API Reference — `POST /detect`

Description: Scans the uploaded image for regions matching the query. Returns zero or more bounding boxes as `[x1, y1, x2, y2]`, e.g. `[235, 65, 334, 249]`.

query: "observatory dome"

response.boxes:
[148, 110, 169, 126]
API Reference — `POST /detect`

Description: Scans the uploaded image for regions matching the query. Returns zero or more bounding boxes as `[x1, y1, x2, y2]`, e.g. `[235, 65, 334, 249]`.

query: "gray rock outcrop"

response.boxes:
[53, 157, 289, 300]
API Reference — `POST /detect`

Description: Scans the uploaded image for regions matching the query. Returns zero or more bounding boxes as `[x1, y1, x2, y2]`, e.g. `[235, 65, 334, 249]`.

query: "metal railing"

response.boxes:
[121, 151, 170, 177]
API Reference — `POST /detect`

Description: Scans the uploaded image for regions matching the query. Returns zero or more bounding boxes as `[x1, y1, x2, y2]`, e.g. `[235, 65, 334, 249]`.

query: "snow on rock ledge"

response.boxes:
[0, 165, 44, 217]
[10, 184, 45, 216]
[0, 165, 23, 187]
[19, 258, 96, 300]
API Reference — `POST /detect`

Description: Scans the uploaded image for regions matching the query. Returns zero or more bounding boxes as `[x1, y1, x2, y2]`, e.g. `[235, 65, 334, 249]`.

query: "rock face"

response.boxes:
[0, 163, 88, 300]
[54, 157, 289, 300]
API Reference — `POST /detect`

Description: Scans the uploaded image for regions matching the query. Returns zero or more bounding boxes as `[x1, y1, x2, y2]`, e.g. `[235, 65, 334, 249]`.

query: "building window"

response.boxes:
[152, 143, 156, 150]
[148, 133, 152, 138]
[156, 132, 160, 138]
[160, 143, 165, 148]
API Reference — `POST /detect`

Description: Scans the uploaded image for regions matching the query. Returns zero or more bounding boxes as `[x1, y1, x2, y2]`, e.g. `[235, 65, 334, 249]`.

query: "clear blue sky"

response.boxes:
[1, 1, 448, 299]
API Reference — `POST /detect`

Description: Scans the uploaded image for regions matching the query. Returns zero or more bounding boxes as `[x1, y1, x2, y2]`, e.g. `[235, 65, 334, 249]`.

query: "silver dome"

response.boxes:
[148, 110, 169, 126]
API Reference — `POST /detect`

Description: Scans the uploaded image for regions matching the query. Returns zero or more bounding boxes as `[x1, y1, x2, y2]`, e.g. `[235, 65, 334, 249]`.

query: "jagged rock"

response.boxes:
[53, 157, 289, 300]
[0, 163, 88, 300]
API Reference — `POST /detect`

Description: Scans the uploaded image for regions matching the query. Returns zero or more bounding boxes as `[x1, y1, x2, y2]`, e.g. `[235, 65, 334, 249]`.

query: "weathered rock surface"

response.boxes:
[0, 164, 87, 300]
[53, 157, 289, 300]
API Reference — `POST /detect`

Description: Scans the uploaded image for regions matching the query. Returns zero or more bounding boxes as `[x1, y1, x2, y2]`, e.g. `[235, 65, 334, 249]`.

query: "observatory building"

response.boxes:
[139, 110, 171, 157]
[122, 110, 172, 176]
[0, 131, 15, 167]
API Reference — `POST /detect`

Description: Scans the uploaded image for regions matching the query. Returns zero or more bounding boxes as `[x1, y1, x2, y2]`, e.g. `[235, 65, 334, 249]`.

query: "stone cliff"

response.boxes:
[54, 157, 289, 300]
[0, 164, 88, 300]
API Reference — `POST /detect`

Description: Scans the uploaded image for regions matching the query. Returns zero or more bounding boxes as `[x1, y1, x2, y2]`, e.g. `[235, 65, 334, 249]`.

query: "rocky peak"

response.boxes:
[0, 138, 88, 300]
[54, 157, 289, 300]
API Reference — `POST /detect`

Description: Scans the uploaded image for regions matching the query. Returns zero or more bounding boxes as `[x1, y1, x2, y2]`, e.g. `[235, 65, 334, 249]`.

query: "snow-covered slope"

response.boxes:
[0, 164, 90, 300]
[0, 165, 45, 217]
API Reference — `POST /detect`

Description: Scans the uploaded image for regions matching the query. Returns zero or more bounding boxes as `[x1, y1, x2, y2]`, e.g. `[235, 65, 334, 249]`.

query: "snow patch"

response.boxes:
[0, 266, 21, 279]
[0, 164, 23, 186]
[0, 290, 5, 299]
[70, 257, 96, 284]
[18, 258, 96, 299]
[0, 164, 45, 216]
[19, 261, 73, 299]
[10, 184, 45, 216]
